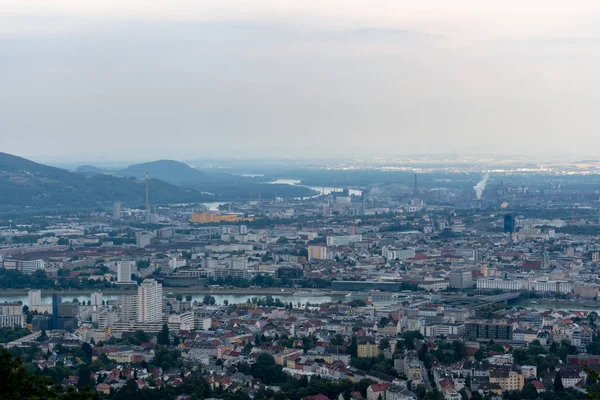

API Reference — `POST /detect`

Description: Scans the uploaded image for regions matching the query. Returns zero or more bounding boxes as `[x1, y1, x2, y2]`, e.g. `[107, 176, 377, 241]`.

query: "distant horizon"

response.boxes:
[7, 150, 600, 171]
[4, 2, 600, 160]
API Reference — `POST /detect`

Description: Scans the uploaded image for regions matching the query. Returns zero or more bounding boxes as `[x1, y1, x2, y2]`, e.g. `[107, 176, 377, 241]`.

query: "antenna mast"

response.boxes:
[145, 172, 149, 216]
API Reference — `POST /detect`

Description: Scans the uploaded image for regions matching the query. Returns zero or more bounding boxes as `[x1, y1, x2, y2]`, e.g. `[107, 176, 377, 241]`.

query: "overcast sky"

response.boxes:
[2, 1, 600, 162]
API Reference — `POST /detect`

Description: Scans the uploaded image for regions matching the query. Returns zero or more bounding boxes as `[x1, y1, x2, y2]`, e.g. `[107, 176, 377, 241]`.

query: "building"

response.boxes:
[574, 286, 599, 299]
[421, 323, 465, 338]
[191, 212, 252, 223]
[367, 383, 391, 400]
[489, 370, 524, 392]
[31, 315, 52, 331]
[112, 201, 121, 220]
[51, 294, 60, 330]
[275, 266, 303, 279]
[138, 279, 163, 323]
[168, 257, 187, 270]
[449, 270, 473, 289]
[529, 280, 572, 294]
[168, 312, 194, 331]
[136, 232, 154, 248]
[56, 302, 78, 331]
[476, 278, 525, 291]
[117, 261, 136, 283]
[2, 259, 45, 274]
[308, 245, 328, 261]
[28, 289, 42, 307]
[521, 366, 537, 380]
[357, 338, 379, 358]
[0, 302, 25, 328]
[118, 295, 138, 322]
[91, 292, 103, 311]
[567, 354, 600, 365]
[504, 215, 516, 234]
[326, 235, 362, 246]
[465, 321, 513, 341]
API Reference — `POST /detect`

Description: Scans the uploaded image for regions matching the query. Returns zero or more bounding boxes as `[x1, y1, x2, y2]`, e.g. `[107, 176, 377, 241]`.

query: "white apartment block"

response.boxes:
[476, 278, 526, 291]
[91, 292, 103, 310]
[168, 257, 187, 270]
[137, 279, 163, 323]
[0, 303, 25, 328]
[28, 289, 42, 306]
[2, 259, 45, 274]
[326, 235, 362, 246]
[529, 280, 572, 294]
[117, 261, 136, 283]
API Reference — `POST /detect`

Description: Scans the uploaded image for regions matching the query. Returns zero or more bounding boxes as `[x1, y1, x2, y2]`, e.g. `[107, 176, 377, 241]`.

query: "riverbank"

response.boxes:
[0, 287, 348, 297]
[515, 298, 600, 311]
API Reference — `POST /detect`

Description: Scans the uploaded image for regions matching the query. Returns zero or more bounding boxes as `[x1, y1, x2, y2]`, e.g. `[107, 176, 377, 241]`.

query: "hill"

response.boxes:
[117, 160, 318, 199]
[0, 153, 211, 208]
[117, 160, 205, 185]
[75, 165, 106, 175]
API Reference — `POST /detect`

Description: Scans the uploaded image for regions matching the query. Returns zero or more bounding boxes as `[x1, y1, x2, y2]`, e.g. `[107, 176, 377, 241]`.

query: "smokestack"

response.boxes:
[145, 172, 149, 215]
[473, 173, 490, 200]
[414, 173, 418, 197]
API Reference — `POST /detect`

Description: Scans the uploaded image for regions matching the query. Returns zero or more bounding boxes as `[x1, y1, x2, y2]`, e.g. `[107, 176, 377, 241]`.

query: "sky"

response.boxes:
[2, 1, 600, 163]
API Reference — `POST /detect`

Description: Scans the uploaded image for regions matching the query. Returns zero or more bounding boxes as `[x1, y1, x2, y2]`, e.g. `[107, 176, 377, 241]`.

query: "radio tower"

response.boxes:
[414, 173, 418, 197]
[145, 172, 150, 221]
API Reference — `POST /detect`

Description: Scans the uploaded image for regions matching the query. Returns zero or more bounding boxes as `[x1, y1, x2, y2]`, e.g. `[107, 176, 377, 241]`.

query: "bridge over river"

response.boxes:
[439, 292, 520, 308]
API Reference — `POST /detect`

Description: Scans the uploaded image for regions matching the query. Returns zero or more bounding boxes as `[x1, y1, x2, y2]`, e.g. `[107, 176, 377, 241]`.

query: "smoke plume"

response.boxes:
[473, 173, 489, 200]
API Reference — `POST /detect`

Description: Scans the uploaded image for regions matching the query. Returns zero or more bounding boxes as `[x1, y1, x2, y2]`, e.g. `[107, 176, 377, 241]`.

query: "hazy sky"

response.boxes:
[3, 1, 600, 162]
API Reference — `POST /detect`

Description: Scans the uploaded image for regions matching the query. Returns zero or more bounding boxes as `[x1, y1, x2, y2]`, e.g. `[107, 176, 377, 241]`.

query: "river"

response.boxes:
[0, 292, 347, 307]
[267, 179, 362, 197]
[516, 298, 600, 313]
[0, 291, 413, 307]
[201, 179, 362, 210]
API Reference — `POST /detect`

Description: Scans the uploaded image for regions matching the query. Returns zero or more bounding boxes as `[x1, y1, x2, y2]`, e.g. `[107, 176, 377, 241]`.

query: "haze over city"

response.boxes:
[3, 1, 600, 161]
[7, 3, 600, 400]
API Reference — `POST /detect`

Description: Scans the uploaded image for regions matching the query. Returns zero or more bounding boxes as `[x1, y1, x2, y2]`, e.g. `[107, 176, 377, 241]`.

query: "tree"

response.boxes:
[331, 334, 344, 346]
[224, 299, 229, 306]
[250, 353, 284, 384]
[520, 382, 538, 400]
[78, 363, 92, 388]
[185, 295, 192, 301]
[0, 348, 55, 398]
[395, 340, 405, 354]
[590, 311, 598, 327]
[203, 295, 216, 305]
[349, 336, 358, 357]
[474, 348, 485, 361]
[380, 338, 390, 351]
[134, 330, 150, 343]
[81, 342, 93, 363]
[176, 294, 183, 301]
[414, 385, 426, 399]
[37, 329, 48, 342]
[424, 390, 444, 400]
[157, 323, 170, 346]
[554, 371, 564, 392]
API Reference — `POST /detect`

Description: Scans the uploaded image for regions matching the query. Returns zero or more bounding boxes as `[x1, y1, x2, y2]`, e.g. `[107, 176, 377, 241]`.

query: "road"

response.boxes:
[2, 331, 41, 348]
[422, 364, 433, 391]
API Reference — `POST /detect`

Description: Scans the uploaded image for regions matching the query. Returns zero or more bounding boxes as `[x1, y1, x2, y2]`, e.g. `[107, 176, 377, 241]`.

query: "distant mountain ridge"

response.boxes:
[75, 165, 106, 175]
[112, 159, 318, 199]
[116, 160, 204, 185]
[0, 152, 210, 208]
